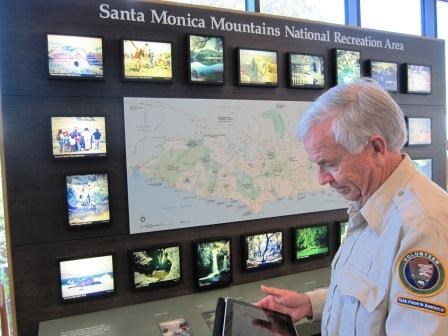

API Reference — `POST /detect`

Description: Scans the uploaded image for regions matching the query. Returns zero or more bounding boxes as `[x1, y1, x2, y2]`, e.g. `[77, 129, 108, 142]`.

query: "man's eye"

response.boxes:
[326, 163, 337, 169]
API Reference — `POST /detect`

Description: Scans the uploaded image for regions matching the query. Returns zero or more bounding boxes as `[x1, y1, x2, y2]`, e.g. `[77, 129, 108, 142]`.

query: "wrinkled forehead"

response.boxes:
[303, 120, 335, 146]
[303, 124, 339, 160]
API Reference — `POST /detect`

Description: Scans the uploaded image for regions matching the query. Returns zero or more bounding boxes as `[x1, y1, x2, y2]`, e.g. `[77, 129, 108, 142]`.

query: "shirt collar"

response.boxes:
[359, 154, 416, 235]
[346, 201, 364, 229]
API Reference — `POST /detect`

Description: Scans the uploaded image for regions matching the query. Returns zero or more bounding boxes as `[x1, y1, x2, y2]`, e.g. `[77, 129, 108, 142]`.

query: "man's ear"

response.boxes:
[369, 135, 387, 164]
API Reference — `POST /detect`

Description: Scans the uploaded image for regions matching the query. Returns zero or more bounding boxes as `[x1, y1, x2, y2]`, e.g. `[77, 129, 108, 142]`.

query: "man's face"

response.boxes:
[303, 120, 376, 204]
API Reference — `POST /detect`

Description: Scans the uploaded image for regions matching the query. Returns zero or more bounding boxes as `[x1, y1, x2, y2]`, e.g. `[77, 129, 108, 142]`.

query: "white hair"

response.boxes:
[297, 78, 407, 154]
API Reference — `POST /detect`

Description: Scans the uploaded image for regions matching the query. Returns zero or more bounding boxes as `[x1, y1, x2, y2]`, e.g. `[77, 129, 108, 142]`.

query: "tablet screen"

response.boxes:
[223, 298, 297, 336]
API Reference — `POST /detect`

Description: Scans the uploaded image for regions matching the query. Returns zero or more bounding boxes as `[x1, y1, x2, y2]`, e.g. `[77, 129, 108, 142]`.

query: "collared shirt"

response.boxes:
[307, 155, 448, 335]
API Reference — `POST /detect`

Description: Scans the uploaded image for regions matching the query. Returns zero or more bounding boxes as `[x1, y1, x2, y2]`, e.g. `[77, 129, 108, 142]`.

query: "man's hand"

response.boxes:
[255, 285, 313, 322]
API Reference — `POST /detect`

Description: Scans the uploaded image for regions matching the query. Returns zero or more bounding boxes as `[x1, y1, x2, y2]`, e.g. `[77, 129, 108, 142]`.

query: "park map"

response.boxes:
[124, 98, 346, 234]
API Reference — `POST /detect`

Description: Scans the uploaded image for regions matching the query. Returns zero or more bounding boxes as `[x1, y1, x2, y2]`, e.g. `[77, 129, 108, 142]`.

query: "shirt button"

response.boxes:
[397, 191, 404, 197]
[351, 298, 356, 304]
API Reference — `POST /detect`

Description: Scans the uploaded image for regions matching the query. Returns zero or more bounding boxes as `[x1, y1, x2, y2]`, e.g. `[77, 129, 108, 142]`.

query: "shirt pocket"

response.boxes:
[337, 263, 386, 313]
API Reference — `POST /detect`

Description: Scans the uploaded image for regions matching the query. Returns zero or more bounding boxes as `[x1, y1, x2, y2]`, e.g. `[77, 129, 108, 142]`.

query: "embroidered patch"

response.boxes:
[397, 296, 447, 316]
[398, 250, 446, 297]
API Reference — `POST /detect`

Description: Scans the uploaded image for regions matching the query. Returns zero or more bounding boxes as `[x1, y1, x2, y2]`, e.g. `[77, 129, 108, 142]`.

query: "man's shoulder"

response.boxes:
[392, 179, 448, 233]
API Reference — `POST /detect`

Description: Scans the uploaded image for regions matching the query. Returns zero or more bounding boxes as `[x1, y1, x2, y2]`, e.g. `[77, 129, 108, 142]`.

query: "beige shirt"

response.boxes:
[307, 155, 448, 335]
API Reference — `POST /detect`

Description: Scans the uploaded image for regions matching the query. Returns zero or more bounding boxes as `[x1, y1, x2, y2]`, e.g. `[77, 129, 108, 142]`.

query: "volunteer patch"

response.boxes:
[397, 296, 447, 316]
[398, 250, 445, 296]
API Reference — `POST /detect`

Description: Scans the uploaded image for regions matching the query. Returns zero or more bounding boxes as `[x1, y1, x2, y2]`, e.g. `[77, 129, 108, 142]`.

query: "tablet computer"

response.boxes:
[219, 297, 298, 336]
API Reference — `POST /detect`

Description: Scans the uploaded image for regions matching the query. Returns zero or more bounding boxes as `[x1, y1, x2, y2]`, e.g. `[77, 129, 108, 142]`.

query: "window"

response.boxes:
[360, 0, 421, 35]
[437, 0, 448, 179]
[160, 0, 245, 11]
[0, 165, 12, 335]
[437, 0, 448, 102]
[259, 0, 345, 24]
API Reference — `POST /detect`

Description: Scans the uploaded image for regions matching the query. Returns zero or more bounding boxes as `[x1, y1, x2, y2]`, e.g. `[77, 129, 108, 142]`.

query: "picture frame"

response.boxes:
[412, 158, 433, 180]
[367, 60, 398, 92]
[65, 172, 110, 228]
[121, 38, 173, 82]
[237, 47, 278, 87]
[404, 63, 431, 94]
[336, 220, 349, 247]
[292, 223, 329, 262]
[405, 117, 432, 146]
[187, 34, 224, 85]
[334, 48, 361, 85]
[128, 243, 182, 291]
[46, 33, 104, 80]
[159, 318, 193, 336]
[51, 116, 107, 159]
[193, 237, 232, 290]
[288, 53, 325, 89]
[242, 230, 283, 271]
[58, 252, 115, 303]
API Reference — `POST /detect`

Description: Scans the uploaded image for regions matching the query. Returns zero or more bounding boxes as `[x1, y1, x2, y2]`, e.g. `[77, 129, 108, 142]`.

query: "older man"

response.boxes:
[257, 78, 448, 335]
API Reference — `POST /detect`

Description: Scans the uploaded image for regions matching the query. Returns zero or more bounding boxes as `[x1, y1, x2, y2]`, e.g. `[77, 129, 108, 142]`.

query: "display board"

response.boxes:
[0, 0, 445, 335]
[124, 98, 345, 233]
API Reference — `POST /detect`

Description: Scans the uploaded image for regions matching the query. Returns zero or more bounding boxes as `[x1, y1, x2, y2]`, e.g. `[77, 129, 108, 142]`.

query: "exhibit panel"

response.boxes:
[0, 0, 445, 335]
[38, 268, 331, 336]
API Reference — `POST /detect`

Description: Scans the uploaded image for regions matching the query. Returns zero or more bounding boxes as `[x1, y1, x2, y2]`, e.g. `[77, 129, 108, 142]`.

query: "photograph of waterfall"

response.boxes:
[193, 238, 232, 290]
[243, 231, 283, 271]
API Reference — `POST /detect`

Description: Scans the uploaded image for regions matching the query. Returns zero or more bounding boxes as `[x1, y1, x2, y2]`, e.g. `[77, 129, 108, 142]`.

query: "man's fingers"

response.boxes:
[260, 285, 290, 302]
[256, 296, 282, 310]
[255, 296, 271, 308]
[256, 296, 291, 316]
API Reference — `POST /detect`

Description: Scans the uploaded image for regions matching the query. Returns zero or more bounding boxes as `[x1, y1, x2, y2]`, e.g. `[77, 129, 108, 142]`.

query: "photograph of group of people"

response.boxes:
[52, 116, 107, 158]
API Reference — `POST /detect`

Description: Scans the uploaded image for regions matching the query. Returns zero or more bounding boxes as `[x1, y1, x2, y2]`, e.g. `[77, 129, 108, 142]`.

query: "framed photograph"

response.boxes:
[405, 64, 431, 94]
[66, 173, 110, 228]
[337, 220, 349, 247]
[288, 53, 325, 89]
[159, 317, 193, 336]
[405, 117, 432, 146]
[193, 237, 232, 290]
[122, 39, 172, 82]
[412, 158, 433, 180]
[129, 243, 181, 291]
[188, 34, 224, 84]
[293, 223, 329, 262]
[335, 49, 361, 85]
[51, 116, 107, 159]
[58, 253, 115, 303]
[237, 48, 278, 87]
[242, 230, 283, 271]
[47, 33, 104, 79]
[368, 60, 398, 92]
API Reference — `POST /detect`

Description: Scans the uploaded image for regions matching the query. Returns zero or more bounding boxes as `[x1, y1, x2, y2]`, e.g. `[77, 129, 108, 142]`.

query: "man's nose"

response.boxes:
[318, 166, 334, 185]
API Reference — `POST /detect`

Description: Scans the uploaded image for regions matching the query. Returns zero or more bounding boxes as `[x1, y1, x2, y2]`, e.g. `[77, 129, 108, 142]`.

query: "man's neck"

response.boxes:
[358, 152, 404, 207]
